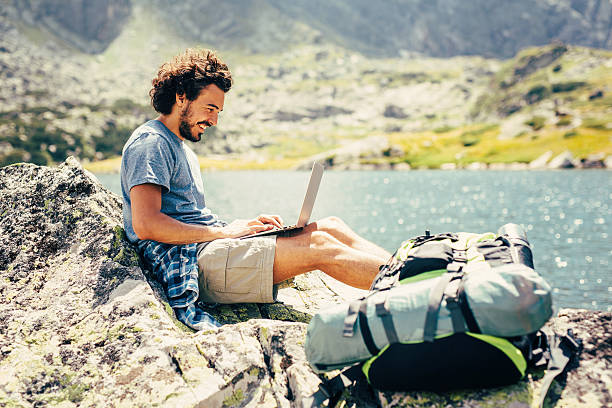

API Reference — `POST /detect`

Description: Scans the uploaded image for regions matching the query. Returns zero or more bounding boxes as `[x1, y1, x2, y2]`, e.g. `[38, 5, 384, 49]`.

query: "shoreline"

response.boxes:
[82, 156, 612, 173]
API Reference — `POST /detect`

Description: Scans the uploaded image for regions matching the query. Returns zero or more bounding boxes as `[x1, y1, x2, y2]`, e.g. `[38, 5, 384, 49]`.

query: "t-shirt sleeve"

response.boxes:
[123, 134, 175, 192]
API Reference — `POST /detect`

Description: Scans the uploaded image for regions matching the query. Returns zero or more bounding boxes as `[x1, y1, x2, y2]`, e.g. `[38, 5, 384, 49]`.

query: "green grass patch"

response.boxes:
[459, 124, 499, 146]
[582, 117, 609, 130]
[388, 124, 611, 167]
[433, 125, 455, 134]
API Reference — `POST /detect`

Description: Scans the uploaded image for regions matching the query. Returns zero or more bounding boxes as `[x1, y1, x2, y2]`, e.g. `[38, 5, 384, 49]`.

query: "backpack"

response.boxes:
[304, 224, 580, 407]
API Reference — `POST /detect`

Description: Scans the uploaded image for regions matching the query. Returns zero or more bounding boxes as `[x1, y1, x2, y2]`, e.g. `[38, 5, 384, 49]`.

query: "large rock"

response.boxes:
[529, 150, 553, 169]
[294, 136, 390, 170]
[548, 150, 576, 169]
[0, 158, 610, 407]
[7, 0, 131, 53]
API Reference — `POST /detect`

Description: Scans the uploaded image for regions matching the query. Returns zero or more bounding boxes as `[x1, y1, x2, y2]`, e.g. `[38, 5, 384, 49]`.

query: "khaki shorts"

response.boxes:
[196, 236, 277, 304]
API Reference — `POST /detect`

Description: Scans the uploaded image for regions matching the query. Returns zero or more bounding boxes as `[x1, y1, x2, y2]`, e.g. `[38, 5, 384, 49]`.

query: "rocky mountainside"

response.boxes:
[0, 157, 611, 407]
[0, 0, 610, 169]
[3, 0, 131, 53]
[5, 0, 611, 58]
[163, 0, 612, 58]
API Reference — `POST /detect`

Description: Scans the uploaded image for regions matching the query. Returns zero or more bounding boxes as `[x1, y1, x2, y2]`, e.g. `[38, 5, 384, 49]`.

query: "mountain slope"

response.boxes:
[155, 0, 612, 58]
[4, 0, 131, 53]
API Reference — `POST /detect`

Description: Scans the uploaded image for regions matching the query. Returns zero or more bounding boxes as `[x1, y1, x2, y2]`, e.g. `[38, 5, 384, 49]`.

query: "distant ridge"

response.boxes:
[4, 0, 611, 57]
[154, 0, 612, 58]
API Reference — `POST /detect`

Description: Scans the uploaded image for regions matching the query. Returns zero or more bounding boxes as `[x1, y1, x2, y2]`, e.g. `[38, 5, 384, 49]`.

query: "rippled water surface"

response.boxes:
[98, 170, 611, 311]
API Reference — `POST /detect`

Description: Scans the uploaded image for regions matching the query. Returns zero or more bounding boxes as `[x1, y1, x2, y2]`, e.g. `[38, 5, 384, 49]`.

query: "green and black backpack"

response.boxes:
[304, 224, 580, 407]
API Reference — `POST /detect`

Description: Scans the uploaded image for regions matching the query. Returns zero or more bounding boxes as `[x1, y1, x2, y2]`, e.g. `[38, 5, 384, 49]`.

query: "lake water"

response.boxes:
[97, 170, 611, 312]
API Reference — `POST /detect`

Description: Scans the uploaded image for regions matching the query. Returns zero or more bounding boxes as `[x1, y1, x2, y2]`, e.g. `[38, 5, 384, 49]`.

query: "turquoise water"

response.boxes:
[97, 170, 611, 312]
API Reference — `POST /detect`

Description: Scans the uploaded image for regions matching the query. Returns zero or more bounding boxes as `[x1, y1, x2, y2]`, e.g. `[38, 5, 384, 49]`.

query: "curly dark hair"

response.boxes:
[149, 48, 233, 114]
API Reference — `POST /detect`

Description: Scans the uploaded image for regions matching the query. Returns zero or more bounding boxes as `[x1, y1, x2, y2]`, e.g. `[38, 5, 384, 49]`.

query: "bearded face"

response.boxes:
[175, 84, 224, 142]
[178, 101, 204, 142]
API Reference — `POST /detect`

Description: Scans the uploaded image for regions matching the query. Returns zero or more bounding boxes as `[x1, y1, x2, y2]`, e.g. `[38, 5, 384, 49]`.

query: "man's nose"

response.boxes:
[208, 112, 219, 126]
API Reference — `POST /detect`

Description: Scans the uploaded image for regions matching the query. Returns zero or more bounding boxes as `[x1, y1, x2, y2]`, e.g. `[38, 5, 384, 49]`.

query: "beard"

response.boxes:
[178, 102, 203, 142]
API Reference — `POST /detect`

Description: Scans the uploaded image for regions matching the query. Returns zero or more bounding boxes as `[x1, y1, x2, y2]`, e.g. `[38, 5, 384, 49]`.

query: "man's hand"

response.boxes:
[255, 214, 284, 229]
[220, 215, 284, 238]
[221, 219, 272, 238]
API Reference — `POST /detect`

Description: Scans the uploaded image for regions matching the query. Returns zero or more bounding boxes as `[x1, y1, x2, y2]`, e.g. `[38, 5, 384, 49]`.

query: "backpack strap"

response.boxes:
[358, 300, 380, 355]
[444, 277, 467, 334]
[457, 277, 481, 333]
[412, 231, 459, 247]
[343, 295, 399, 354]
[424, 271, 459, 342]
[342, 300, 361, 337]
[423, 249, 469, 342]
[375, 296, 399, 345]
[304, 364, 365, 408]
[535, 328, 581, 408]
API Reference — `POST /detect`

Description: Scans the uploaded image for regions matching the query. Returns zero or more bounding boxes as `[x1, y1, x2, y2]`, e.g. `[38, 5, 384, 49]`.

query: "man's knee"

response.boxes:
[317, 216, 347, 233]
[310, 230, 343, 253]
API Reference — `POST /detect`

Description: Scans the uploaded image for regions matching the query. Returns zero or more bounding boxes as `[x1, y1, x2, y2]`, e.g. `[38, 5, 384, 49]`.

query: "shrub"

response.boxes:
[458, 125, 497, 147]
[525, 85, 549, 104]
[0, 149, 30, 167]
[93, 123, 132, 158]
[433, 125, 454, 134]
[556, 117, 572, 127]
[524, 116, 546, 130]
[563, 131, 578, 138]
[551, 81, 587, 93]
[582, 118, 607, 130]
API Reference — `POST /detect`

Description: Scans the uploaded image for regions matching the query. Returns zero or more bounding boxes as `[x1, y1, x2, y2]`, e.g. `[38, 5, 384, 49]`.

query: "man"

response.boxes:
[121, 48, 391, 330]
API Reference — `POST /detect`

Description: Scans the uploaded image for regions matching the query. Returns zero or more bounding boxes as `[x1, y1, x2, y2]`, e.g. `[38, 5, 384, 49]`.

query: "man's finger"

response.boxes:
[272, 215, 284, 226]
[258, 215, 283, 228]
[251, 224, 273, 232]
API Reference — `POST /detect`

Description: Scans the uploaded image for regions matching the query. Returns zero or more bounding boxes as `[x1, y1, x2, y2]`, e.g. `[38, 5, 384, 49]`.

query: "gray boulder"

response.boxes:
[0, 158, 610, 407]
[529, 150, 553, 169]
[548, 150, 576, 169]
[580, 153, 606, 169]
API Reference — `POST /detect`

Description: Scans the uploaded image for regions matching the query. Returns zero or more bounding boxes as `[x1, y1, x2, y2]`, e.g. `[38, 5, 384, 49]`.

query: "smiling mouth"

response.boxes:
[197, 121, 210, 131]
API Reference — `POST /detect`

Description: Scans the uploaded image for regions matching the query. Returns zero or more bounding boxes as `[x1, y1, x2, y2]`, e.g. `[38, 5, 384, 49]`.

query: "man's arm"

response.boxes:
[130, 183, 278, 244]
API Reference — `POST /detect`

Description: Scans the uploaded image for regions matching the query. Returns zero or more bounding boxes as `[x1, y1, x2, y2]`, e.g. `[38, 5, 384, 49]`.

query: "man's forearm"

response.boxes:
[134, 211, 225, 244]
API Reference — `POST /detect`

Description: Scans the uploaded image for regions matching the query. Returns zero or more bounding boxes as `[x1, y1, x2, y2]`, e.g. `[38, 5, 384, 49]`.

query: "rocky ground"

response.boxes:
[0, 157, 610, 407]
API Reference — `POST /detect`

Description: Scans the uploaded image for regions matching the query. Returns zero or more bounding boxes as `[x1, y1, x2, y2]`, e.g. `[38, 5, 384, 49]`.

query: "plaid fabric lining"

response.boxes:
[138, 240, 220, 331]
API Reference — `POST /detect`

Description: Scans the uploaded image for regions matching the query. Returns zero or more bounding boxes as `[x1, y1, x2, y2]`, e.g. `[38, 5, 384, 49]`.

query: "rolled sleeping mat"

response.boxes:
[498, 223, 534, 269]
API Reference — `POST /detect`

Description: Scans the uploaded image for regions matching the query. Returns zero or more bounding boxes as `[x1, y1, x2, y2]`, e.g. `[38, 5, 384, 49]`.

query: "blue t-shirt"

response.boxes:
[121, 119, 224, 243]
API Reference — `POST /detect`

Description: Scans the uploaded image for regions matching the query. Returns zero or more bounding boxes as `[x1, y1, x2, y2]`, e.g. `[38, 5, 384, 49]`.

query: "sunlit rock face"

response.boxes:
[6, 0, 131, 53]
[0, 158, 610, 407]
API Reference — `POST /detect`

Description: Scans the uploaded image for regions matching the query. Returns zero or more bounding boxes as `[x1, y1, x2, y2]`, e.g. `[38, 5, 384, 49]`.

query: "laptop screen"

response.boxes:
[297, 162, 324, 227]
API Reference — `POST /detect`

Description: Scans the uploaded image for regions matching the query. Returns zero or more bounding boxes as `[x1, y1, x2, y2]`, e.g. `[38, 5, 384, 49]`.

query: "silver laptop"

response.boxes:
[241, 162, 324, 239]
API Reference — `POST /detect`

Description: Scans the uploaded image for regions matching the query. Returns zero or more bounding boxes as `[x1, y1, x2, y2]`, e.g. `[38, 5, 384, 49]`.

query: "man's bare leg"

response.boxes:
[272, 225, 388, 289]
[311, 216, 392, 261]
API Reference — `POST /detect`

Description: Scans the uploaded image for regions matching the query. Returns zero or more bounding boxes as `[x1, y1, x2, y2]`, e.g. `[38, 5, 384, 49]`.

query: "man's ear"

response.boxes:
[175, 93, 185, 107]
